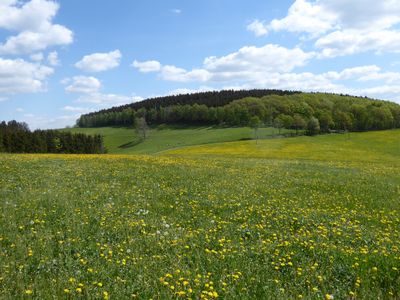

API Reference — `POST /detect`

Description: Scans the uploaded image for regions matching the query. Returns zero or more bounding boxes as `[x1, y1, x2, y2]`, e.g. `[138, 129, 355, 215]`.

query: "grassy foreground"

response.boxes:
[0, 131, 399, 299]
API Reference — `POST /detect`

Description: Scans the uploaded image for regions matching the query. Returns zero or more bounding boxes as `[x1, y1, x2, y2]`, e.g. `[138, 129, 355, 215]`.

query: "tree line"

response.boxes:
[77, 93, 400, 134]
[0, 120, 105, 154]
[84, 89, 300, 116]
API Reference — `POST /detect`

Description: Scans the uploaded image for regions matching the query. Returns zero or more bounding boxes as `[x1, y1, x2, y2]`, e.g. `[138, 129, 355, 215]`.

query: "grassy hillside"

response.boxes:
[165, 129, 400, 165]
[64, 125, 296, 154]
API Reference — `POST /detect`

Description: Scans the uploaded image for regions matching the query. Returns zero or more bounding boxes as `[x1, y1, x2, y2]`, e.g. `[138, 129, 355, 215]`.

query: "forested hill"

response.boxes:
[77, 91, 400, 133]
[88, 89, 300, 115]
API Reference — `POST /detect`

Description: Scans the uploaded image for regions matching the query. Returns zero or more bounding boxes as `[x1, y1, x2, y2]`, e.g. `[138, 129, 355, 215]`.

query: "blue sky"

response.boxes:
[1, 0, 400, 129]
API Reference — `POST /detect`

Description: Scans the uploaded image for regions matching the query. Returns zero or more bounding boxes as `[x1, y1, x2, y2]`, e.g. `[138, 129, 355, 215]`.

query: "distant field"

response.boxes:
[165, 129, 400, 164]
[0, 130, 399, 299]
[63, 126, 296, 154]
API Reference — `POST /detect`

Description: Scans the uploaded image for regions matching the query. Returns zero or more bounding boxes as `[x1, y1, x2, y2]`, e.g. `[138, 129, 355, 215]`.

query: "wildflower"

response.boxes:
[103, 291, 109, 299]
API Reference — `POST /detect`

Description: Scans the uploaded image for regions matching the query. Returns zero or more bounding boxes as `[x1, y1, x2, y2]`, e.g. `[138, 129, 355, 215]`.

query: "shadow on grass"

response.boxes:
[118, 139, 143, 149]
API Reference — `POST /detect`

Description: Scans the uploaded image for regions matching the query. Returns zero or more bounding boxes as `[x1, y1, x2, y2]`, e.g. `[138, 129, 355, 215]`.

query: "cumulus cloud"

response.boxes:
[246, 20, 268, 37]
[316, 29, 400, 58]
[161, 65, 211, 82]
[30, 52, 44, 62]
[167, 87, 216, 96]
[21, 113, 81, 130]
[63, 74, 142, 107]
[75, 50, 122, 72]
[0, 57, 53, 94]
[64, 76, 101, 94]
[323, 65, 382, 81]
[251, 0, 400, 57]
[62, 106, 94, 113]
[0, 0, 73, 55]
[269, 0, 336, 36]
[62, 69, 143, 111]
[47, 51, 60, 66]
[203, 44, 314, 74]
[134, 44, 314, 84]
[132, 60, 162, 73]
[75, 93, 143, 106]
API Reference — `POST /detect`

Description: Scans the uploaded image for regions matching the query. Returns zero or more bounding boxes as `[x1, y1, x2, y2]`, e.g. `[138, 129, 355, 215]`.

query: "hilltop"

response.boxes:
[76, 91, 400, 135]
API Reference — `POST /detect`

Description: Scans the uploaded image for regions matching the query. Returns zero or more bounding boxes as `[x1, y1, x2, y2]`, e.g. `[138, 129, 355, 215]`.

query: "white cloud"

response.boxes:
[246, 20, 268, 37]
[316, 29, 400, 58]
[65, 76, 101, 94]
[204, 44, 314, 74]
[226, 71, 342, 93]
[137, 44, 314, 83]
[161, 65, 211, 82]
[323, 65, 400, 85]
[21, 113, 80, 130]
[254, 0, 400, 57]
[62, 106, 94, 113]
[323, 65, 381, 81]
[268, 0, 400, 34]
[47, 51, 59, 66]
[30, 52, 44, 62]
[269, 0, 336, 36]
[75, 93, 143, 106]
[0, 57, 53, 94]
[167, 86, 216, 96]
[322, 0, 400, 30]
[359, 85, 400, 95]
[358, 72, 400, 84]
[75, 50, 122, 72]
[64, 71, 142, 108]
[132, 60, 162, 73]
[0, 0, 73, 55]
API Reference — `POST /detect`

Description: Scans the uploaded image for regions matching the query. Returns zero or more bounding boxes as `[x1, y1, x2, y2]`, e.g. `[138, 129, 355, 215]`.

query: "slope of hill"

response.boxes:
[64, 125, 296, 154]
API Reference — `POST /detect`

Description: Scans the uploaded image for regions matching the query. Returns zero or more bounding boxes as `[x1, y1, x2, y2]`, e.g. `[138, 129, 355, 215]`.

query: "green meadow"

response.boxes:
[0, 130, 399, 299]
[63, 125, 296, 154]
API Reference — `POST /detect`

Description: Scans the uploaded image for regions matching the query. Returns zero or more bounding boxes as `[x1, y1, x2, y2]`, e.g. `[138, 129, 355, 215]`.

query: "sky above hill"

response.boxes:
[1, 0, 400, 129]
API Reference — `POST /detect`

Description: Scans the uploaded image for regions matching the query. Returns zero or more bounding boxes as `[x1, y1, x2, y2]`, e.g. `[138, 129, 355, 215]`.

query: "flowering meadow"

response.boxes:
[0, 131, 399, 299]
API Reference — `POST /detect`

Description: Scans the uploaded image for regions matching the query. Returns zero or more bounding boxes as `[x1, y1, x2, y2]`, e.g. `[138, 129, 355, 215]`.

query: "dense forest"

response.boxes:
[0, 121, 105, 154]
[77, 92, 400, 133]
[88, 89, 300, 115]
